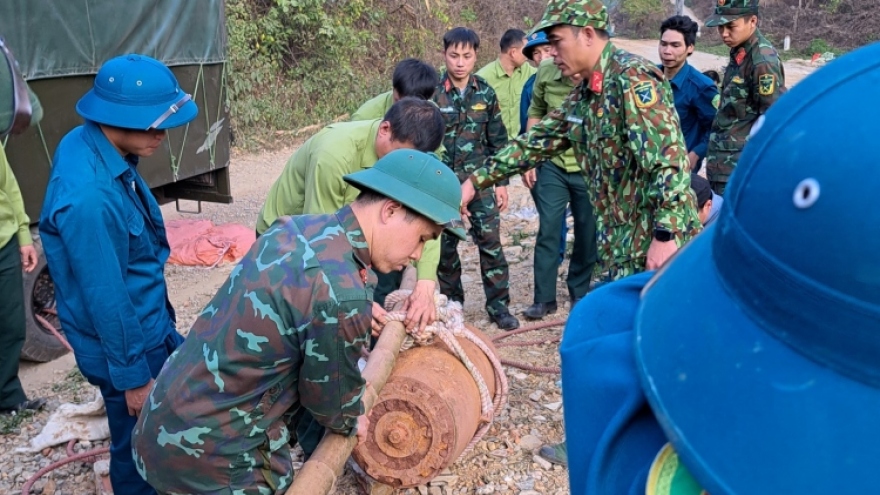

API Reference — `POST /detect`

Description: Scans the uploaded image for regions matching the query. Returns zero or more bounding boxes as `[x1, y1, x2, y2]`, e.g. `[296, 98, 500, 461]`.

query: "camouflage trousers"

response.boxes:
[438, 188, 510, 317]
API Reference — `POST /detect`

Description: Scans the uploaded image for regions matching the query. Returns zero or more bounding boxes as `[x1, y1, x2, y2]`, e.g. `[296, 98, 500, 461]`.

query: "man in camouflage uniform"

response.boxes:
[432, 27, 519, 330]
[459, 0, 701, 465]
[131, 150, 467, 495]
[521, 57, 596, 320]
[704, 0, 785, 195]
[461, 0, 702, 284]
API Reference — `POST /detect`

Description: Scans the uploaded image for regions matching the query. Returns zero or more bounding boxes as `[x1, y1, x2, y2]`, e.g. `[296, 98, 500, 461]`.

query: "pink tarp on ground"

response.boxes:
[166, 219, 256, 267]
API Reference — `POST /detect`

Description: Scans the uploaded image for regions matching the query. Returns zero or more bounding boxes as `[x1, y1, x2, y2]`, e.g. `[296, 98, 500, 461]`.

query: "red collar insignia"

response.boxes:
[590, 71, 604, 93]
[735, 48, 746, 65]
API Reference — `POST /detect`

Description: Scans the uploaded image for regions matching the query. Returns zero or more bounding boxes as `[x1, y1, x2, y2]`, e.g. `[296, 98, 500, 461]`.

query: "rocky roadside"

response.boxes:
[1, 146, 575, 495]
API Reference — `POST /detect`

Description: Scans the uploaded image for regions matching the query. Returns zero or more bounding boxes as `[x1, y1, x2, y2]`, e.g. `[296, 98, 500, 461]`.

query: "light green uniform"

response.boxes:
[528, 59, 579, 174]
[256, 119, 440, 280]
[350, 91, 394, 121]
[0, 145, 32, 248]
[477, 59, 537, 140]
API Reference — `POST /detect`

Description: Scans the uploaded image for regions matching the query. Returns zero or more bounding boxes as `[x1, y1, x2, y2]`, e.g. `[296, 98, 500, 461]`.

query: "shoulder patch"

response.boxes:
[633, 80, 659, 108]
[712, 94, 720, 109]
[758, 74, 776, 96]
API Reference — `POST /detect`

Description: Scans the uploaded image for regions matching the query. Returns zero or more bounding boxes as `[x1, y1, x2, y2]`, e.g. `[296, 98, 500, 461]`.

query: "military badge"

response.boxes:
[596, 108, 605, 117]
[590, 71, 604, 92]
[471, 103, 487, 111]
[758, 74, 776, 96]
[633, 80, 658, 108]
[731, 76, 745, 85]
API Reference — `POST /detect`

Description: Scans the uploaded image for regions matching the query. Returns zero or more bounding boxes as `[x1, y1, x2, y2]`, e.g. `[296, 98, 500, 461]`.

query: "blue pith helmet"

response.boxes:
[76, 54, 198, 130]
[634, 41, 880, 494]
[522, 31, 549, 61]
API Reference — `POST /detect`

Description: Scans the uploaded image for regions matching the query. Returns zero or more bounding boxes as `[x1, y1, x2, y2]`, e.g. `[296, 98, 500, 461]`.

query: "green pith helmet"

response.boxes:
[530, 0, 610, 36]
[344, 149, 467, 240]
[704, 0, 759, 27]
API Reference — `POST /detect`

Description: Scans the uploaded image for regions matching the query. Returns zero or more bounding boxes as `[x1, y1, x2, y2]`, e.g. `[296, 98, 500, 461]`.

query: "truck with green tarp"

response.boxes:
[0, 0, 231, 362]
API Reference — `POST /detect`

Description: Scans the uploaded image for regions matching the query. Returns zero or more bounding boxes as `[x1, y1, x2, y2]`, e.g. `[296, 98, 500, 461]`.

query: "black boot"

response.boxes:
[523, 301, 558, 319]
[490, 310, 520, 330]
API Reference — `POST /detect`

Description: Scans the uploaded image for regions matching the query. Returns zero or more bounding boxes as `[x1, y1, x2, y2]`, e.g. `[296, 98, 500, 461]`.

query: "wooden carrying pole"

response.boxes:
[285, 266, 417, 494]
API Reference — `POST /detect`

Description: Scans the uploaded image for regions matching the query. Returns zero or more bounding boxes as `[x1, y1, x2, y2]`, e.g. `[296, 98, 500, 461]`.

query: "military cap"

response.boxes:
[344, 149, 467, 240]
[522, 31, 549, 60]
[704, 0, 759, 27]
[530, 0, 610, 36]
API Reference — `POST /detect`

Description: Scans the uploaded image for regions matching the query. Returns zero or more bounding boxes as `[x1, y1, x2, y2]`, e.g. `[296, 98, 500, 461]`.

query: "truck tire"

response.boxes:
[20, 238, 69, 362]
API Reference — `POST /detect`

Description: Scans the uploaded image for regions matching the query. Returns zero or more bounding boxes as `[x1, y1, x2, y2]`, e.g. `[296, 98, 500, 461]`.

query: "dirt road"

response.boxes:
[613, 37, 817, 86]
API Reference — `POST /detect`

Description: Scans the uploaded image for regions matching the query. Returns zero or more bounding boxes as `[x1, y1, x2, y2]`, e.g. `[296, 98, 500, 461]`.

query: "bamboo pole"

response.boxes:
[285, 266, 417, 494]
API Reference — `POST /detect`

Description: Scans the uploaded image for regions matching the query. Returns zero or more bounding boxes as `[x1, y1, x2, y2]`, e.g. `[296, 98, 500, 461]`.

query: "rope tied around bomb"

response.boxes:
[381, 290, 510, 453]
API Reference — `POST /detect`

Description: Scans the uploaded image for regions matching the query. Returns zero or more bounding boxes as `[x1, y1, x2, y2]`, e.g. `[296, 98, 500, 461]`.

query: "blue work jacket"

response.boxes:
[40, 122, 176, 391]
[518, 73, 537, 136]
[666, 62, 719, 161]
[561, 271, 667, 494]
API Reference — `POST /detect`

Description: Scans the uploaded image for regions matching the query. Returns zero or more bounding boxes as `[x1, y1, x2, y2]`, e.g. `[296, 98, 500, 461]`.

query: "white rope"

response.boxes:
[383, 290, 510, 454]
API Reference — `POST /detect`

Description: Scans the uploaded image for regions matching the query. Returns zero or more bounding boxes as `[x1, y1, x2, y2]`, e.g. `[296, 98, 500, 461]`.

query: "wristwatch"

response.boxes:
[653, 228, 674, 242]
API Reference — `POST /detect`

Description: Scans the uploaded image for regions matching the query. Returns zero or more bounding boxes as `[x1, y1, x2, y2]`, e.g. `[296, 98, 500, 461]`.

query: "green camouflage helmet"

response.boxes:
[704, 0, 759, 27]
[343, 149, 468, 240]
[530, 0, 610, 36]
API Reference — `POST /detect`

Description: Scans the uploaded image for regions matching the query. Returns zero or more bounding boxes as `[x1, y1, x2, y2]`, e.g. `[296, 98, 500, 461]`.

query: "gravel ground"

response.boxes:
[2, 143, 574, 495]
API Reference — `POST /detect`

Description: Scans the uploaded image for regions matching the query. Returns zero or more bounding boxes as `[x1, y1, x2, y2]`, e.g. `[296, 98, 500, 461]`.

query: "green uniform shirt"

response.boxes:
[350, 91, 394, 121]
[256, 119, 440, 280]
[476, 59, 537, 141]
[706, 29, 785, 184]
[133, 206, 375, 494]
[471, 43, 702, 280]
[0, 144, 32, 249]
[528, 59, 580, 174]
[433, 73, 509, 186]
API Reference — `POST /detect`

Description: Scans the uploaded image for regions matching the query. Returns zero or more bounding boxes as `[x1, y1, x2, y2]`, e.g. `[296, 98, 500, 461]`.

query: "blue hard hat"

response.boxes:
[76, 54, 197, 130]
[634, 41, 880, 494]
[522, 31, 549, 60]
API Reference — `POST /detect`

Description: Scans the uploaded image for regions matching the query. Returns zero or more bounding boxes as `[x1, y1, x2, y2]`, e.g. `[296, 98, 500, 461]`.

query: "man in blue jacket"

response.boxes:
[561, 42, 880, 494]
[40, 54, 197, 495]
[658, 15, 719, 172]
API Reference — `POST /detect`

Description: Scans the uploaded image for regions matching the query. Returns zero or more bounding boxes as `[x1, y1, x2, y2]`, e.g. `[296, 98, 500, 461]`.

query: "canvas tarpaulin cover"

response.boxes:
[0, 0, 226, 81]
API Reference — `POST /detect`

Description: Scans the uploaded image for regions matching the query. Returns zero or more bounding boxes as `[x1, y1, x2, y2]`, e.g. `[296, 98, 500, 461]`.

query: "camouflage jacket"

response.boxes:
[706, 29, 785, 184]
[132, 206, 375, 494]
[471, 43, 702, 280]
[432, 73, 509, 185]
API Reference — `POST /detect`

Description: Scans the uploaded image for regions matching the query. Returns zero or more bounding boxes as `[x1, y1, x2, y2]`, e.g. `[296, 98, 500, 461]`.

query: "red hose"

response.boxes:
[489, 318, 567, 373]
[34, 313, 74, 353]
[490, 319, 566, 342]
[500, 359, 560, 374]
[21, 445, 110, 495]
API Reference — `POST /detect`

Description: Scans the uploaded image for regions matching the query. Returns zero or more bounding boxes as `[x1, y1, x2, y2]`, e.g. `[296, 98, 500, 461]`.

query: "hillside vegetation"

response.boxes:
[226, 0, 872, 148]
